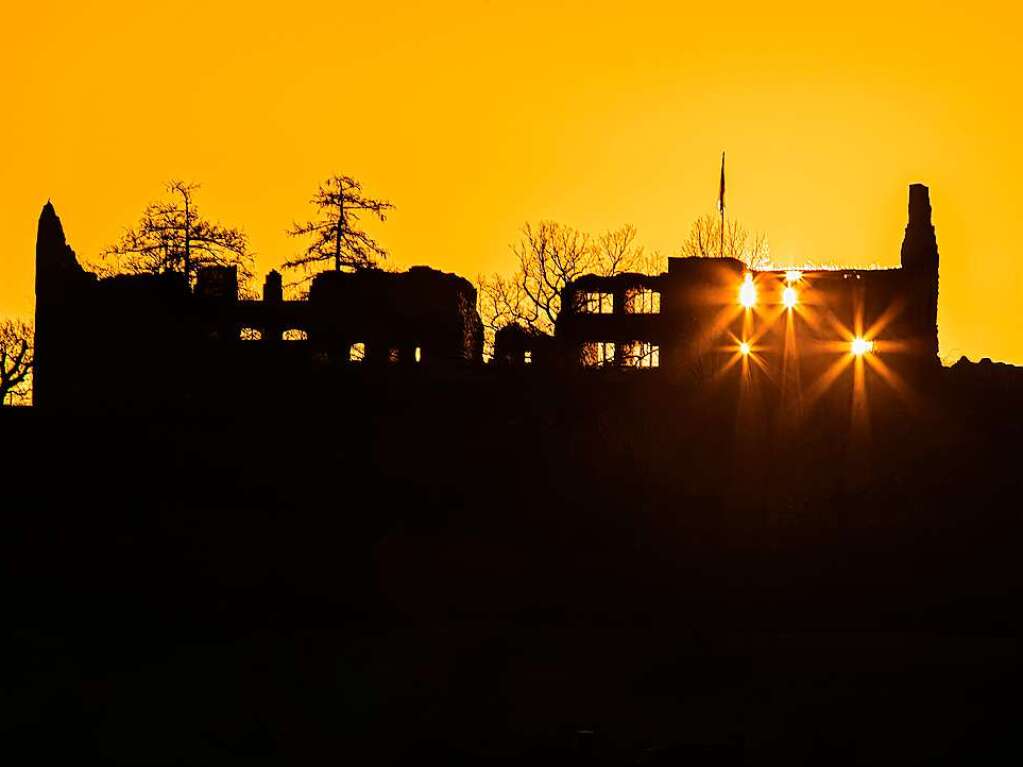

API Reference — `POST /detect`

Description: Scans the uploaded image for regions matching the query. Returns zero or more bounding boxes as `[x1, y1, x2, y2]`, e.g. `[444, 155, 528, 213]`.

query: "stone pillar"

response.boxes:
[899, 183, 940, 368]
[263, 270, 283, 303]
[34, 202, 93, 408]
[900, 184, 938, 272]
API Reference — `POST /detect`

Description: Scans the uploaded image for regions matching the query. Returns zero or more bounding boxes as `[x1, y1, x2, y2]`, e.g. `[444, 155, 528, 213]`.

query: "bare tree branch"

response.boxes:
[283, 175, 394, 279]
[477, 221, 657, 360]
[0, 319, 34, 406]
[679, 213, 770, 269]
[100, 180, 254, 289]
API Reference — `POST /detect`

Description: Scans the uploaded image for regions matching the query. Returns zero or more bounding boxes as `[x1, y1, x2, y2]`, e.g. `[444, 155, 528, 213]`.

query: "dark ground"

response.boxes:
[2, 358, 1022, 764]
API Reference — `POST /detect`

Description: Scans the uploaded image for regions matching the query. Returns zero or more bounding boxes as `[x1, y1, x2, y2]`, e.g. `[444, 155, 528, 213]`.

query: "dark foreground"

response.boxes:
[3, 359, 1022, 764]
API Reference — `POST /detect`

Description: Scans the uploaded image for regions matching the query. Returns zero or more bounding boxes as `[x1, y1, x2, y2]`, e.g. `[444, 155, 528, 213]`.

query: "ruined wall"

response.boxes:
[303, 266, 482, 365]
[899, 183, 941, 365]
[33, 184, 938, 410]
[552, 185, 942, 383]
[33, 203, 96, 408]
[493, 323, 558, 367]
[34, 206, 485, 409]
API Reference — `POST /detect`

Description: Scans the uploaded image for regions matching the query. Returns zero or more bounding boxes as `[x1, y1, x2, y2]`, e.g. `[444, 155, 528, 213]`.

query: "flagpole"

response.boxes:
[719, 151, 725, 259]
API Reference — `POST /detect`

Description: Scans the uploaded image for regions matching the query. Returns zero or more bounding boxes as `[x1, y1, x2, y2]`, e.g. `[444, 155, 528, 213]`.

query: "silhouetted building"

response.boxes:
[492, 323, 557, 368]
[33, 203, 483, 409]
[554, 184, 940, 380]
[34, 184, 940, 408]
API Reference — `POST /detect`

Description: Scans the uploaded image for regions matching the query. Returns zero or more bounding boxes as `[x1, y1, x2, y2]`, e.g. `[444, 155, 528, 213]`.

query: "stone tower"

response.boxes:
[899, 184, 940, 366]
[33, 202, 94, 407]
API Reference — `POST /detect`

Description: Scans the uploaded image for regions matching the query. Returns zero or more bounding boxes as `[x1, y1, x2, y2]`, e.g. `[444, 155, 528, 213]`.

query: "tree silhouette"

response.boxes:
[102, 180, 253, 288]
[680, 213, 770, 269]
[0, 319, 33, 405]
[284, 175, 394, 276]
[478, 222, 657, 358]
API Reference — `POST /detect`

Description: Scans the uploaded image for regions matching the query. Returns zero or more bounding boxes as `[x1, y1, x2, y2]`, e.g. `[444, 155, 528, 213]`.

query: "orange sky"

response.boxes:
[1, 1, 1020, 364]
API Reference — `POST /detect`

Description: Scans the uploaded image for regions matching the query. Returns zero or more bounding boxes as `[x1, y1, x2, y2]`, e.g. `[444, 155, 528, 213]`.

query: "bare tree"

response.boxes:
[0, 319, 33, 406]
[284, 175, 394, 277]
[680, 213, 770, 269]
[478, 222, 656, 358]
[514, 221, 593, 333]
[102, 180, 253, 288]
[594, 224, 661, 276]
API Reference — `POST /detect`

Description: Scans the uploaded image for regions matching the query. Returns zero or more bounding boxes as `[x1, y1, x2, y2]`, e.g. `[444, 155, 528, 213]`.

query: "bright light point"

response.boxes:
[851, 337, 874, 356]
[782, 286, 797, 309]
[785, 270, 802, 283]
[739, 274, 757, 308]
[739, 341, 751, 356]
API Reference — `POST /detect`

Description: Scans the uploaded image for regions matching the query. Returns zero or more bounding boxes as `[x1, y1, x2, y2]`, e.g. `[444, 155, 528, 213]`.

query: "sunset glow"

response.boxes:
[6, 5, 1020, 752]
[739, 275, 757, 309]
[851, 337, 874, 356]
[2, 3, 1022, 366]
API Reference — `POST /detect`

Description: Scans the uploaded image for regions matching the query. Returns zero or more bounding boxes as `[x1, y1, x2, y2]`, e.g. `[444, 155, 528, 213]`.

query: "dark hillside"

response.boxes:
[2, 361, 1022, 764]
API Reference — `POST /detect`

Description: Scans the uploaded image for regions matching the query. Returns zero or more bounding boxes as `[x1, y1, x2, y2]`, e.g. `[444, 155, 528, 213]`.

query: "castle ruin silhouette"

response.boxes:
[33, 184, 939, 408]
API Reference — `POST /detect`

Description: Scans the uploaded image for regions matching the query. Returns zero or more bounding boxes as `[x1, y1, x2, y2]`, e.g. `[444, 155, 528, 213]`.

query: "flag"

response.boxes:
[718, 151, 725, 214]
